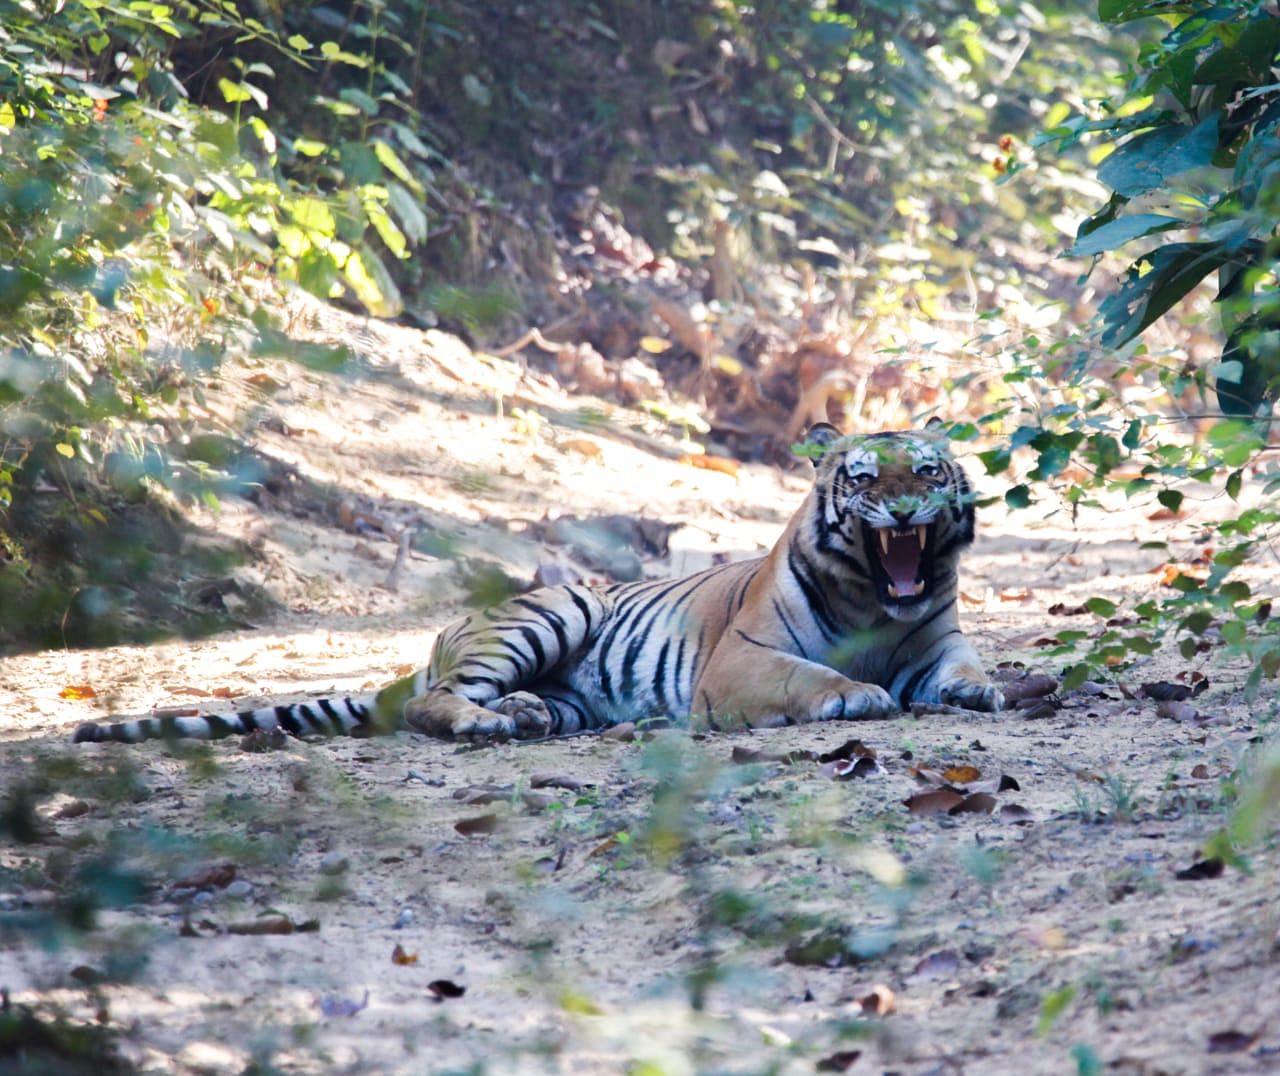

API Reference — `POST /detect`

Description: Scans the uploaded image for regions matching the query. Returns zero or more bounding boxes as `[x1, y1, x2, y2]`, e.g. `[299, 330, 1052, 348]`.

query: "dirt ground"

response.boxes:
[2, 309, 1278, 1075]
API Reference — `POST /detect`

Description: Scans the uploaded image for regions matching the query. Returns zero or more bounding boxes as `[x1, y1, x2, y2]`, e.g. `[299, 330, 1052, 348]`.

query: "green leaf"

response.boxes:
[1097, 116, 1219, 198]
[1067, 214, 1183, 258]
[1226, 469, 1243, 499]
[1084, 597, 1117, 618]
[1099, 242, 1234, 347]
[1122, 419, 1142, 450]
[1061, 663, 1090, 692]
[1005, 485, 1031, 509]
[1157, 489, 1183, 513]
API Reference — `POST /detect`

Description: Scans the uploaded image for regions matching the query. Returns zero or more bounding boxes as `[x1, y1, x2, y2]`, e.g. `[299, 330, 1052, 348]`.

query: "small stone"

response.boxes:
[393, 907, 414, 930]
[191, 890, 215, 907]
[225, 880, 252, 899]
[319, 852, 350, 876]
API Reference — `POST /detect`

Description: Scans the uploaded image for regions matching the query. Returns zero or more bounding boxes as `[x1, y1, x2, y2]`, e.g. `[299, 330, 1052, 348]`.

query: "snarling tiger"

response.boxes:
[73, 421, 1001, 745]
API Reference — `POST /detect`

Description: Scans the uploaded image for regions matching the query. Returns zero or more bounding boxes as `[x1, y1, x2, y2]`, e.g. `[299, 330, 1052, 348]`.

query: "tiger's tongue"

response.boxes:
[879, 532, 921, 592]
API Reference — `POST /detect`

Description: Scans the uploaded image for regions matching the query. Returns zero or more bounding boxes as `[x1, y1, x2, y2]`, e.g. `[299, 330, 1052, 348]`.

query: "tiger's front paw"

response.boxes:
[404, 692, 516, 742]
[813, 683, 899, 722]
[938, 677, 1003, 712]
[491, 691, 553, 739]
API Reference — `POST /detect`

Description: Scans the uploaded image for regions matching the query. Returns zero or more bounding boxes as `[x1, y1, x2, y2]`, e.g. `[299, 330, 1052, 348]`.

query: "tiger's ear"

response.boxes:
[795, 422, 842, 466]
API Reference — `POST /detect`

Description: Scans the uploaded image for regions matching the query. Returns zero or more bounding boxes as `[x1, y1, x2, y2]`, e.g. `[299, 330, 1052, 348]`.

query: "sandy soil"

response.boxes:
[2, 309, 1278, 1075]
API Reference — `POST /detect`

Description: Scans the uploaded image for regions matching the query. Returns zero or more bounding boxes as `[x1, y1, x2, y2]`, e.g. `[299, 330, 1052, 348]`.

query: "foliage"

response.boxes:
[1039, 0, 1280, 415]
[0, 0, 440, 647]
[969, 0, 1280, 695]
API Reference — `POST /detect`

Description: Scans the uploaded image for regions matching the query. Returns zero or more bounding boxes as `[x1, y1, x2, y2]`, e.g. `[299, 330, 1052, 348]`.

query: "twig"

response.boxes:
[381, 527, 415, 593]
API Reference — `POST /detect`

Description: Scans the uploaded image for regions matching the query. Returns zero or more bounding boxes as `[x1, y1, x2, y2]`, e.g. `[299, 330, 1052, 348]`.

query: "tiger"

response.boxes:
[73, 420, 1002, 745]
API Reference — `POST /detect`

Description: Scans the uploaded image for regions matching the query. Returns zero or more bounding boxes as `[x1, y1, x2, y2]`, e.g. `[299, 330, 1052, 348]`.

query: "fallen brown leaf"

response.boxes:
[1001, 675, 1059, 704]
[228, 914, 319, 935]
[817, 738, 877, 764]
[910, 949, 961, 980]
[904, 789, 965, 815]
[454, 813, 501, 837]
[942, 765, 982, 784]
[997, 803, 1035, 823]
[819, 756, 878, 781]
[529, 772, 590, 791]
[59, 684, 97, 701]
[679, 453, 740, 478]
[816, 1050, 862, 1072]
[1206, 1029, 1259, 1054]
[949, 792, 997, 815]
[1143, 681, 1193, 702]
[391, 944, 418, 966]
[427, 979, 466, 1001]
[176, 863, 237, 890]
[859, 984, 896, 1016]
[1175, 856, 1224, 881]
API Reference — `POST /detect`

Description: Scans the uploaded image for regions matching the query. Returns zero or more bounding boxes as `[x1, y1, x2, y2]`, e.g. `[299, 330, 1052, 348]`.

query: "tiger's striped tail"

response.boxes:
[72, 691, 395, 744]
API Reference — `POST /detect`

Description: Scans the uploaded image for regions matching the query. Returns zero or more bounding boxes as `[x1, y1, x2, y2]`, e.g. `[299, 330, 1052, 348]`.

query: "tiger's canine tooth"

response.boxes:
[916, 524, 927, 549]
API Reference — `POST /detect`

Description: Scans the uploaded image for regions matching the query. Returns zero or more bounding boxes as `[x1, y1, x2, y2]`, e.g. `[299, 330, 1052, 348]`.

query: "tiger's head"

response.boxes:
[801, 420, 976, 621]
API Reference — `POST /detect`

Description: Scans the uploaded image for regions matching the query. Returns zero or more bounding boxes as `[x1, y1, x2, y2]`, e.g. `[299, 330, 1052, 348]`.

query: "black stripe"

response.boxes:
[771, 597, 806, 657]
[275, 705, 303, 736]
[788, 539, 839, 641]
[733, 628, 774, 652]
[899, 653, 944, 707]
[205, 713, 238, 739]
[512, 597, 571, 655]
[886, 601, 955, 670]
[297, 704, 325, 734]
[653, 639, 671, 713]
[453, 673, 504, 688]
[318, 698, 347, 734]
[673, 637, 688, 704]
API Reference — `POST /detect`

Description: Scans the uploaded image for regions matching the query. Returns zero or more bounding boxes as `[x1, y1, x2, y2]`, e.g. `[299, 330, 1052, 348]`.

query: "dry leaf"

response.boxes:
[1001, 675, 1059, 704]
[816, 1051, 862, 1072]
[904, 789, 964, 815]
[638, 334, 673, 353]
[949, 792, 997, 815]
[454, 813, 501, 836]
[817, 739, 877, 764]
[530, 773, 590, 791]
[1143, 681, 1193, 702]
[427, 979, 466, 1001]
[998, 587, 1033, 602]
[228, 914, 319, 935]
[1175, 856, 1224, 881]
[59, 684, 97, 701]
[176, 863, 237, 890]
[820, 756, 878, 781]
[1156, 700, 1198, 722]
[859, 984, 896, 1016]
[1206, 1029, 1259, 1054]
[997, 803, 1034, 823]
[679, 453, 740, 478]
[942, 765, 982, 784]
[391, 944, 418, 966]
[910, 949, 961, 980]
[560, 437, 603, 460]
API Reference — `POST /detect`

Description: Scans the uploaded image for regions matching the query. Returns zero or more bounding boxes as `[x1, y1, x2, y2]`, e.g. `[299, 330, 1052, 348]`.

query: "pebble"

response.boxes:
[191, 890, 215, 907]
[393, 907, 414, 930]
[225, 880, 252, 899]
[319, 852, 350, 876]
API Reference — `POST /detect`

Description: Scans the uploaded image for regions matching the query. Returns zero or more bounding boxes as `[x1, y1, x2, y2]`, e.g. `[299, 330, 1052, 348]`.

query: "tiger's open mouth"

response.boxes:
[864, 522, 937, 607]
